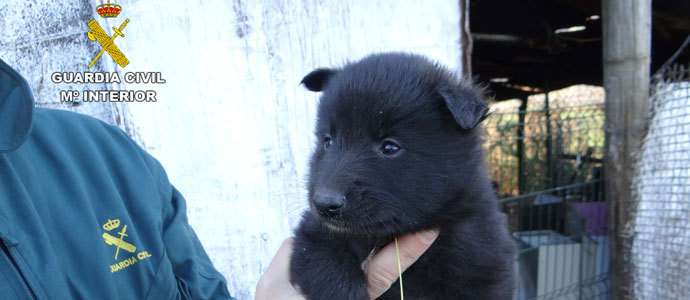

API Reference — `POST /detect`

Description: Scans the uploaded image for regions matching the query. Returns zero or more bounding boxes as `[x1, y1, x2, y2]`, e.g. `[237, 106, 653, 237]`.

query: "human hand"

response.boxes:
[254, 238, 304, 300]
[255, 229, 440, 300]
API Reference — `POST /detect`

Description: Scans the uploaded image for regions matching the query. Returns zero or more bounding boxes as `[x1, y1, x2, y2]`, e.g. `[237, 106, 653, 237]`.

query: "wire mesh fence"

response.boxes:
[483, 86, 610, 299]
[631, 64, 690, 299]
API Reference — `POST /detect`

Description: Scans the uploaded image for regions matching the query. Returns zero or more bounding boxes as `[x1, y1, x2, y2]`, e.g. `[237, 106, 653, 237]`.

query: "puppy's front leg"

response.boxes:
[290, 225, 370, 300]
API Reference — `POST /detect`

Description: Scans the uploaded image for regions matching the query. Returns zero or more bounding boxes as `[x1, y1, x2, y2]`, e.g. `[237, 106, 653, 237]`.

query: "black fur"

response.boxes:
[290, 53, 515, 300]
[301, 68, 338, 92]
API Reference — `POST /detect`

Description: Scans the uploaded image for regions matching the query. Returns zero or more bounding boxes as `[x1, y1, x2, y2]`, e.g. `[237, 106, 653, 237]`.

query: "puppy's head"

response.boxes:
[302, 53, 489, 237]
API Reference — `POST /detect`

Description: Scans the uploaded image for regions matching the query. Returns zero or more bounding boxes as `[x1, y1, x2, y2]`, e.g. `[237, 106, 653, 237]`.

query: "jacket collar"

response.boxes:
[0, 58, 34, 153]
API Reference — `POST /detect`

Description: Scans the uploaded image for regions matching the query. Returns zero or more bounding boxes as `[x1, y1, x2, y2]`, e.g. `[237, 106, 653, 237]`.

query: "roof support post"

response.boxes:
[602, 0, 651, 299]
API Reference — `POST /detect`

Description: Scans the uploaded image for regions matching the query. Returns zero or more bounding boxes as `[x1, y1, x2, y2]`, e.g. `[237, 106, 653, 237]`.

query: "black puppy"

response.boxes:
[290, 53, 515, 300]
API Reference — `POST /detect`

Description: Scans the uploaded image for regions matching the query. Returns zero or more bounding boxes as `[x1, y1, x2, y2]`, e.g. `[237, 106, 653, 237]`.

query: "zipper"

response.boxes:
[1, 237, 38, 300]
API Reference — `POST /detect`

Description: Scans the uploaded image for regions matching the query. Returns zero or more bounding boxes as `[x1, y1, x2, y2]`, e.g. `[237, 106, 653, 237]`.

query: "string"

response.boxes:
[394, 237, 404, 300]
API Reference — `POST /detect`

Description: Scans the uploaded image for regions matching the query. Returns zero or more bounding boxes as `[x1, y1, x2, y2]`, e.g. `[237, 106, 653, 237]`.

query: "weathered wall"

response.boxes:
[0, 1, 461, 298]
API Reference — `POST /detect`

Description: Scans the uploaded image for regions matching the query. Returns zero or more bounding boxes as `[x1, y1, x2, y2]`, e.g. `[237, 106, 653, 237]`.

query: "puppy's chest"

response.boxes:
[376, 241, 466, 299]
[377, 262, 449, 300]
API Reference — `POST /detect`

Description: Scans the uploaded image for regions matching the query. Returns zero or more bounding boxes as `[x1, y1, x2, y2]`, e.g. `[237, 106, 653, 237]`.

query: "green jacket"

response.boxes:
[0, 58, 232, 299]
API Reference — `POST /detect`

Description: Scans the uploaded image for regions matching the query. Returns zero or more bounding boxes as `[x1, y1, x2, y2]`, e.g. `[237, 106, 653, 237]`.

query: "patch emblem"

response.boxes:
[102, 219, 135, 259]
[101, 218, 152, 273]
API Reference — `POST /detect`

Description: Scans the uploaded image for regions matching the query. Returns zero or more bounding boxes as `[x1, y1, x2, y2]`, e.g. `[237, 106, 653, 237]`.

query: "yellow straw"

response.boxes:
[394, 237, 404, 300]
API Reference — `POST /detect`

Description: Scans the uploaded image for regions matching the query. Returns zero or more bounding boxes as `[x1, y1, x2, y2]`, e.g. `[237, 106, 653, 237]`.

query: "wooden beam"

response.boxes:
[460, 0, 473, 76]
[602, 0, 651, 299]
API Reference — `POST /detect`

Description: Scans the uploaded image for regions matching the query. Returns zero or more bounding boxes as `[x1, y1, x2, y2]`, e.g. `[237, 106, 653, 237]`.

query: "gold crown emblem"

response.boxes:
[96, 0, 122, 18]
[103, 219, 121, 231]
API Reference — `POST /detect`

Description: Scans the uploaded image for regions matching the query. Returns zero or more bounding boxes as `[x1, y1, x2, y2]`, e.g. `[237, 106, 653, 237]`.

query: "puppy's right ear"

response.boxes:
[300, 68, 337, 92]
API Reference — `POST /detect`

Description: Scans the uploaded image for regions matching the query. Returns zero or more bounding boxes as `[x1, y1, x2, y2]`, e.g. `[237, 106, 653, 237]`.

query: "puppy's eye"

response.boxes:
[323, 135, 333, 149]
[380, 140, 402, 156]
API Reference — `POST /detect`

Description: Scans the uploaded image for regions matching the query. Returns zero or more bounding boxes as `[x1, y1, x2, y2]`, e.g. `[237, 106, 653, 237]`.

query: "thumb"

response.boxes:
[365, 229, 440, 299]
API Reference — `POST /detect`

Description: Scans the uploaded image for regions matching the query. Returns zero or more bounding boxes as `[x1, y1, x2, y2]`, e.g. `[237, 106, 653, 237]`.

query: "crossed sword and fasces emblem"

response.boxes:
[102, 224, 136, 260]
[87, 18, 130, 69]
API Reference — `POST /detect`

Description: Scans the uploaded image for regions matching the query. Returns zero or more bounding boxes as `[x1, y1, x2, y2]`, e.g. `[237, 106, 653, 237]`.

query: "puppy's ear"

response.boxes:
[439, 86, 489, 130]
[300, 68, 337, 92]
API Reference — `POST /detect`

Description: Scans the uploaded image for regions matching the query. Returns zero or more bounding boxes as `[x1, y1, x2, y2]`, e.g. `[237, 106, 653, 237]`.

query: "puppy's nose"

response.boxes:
[313, 189, 345, 218]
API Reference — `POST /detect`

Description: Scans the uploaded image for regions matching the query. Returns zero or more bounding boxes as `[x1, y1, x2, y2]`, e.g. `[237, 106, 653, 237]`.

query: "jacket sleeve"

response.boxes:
[105, 122, 233, 300]
[161, 186, 234, 300]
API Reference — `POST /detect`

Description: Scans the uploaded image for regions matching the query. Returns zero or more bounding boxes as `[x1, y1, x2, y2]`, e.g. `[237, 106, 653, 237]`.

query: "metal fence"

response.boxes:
[631, 64, 690, 299]
[483, 87, 610, 299]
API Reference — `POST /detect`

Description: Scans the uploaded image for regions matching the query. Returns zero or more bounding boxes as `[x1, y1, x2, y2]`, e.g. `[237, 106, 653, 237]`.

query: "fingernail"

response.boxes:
[419, 229, 439, 245]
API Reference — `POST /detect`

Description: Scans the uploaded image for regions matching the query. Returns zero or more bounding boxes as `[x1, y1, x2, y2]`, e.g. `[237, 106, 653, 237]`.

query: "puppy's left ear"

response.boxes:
[439, 86, 489, 130]
[300, 68, 337, 92]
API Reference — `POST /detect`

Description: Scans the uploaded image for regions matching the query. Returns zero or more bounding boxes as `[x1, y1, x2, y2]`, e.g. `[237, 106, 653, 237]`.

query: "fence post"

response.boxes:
[544, 88, 553, 189]
[602, 0, 651, 299]
[517, 97, 527, 195]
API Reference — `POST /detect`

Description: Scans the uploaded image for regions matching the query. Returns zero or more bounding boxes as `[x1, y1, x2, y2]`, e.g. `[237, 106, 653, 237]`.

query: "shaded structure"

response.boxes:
[469, 0, 690, 101]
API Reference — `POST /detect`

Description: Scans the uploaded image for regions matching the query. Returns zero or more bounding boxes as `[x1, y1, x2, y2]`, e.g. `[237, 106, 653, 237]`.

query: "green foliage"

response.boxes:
[484, 104, 605, 198]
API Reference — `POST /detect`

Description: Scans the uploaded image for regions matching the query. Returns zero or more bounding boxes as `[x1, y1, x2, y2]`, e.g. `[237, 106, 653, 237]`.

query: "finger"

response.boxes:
[365, 229, 440, 299]
[270, 238, 295, 279]
[255, 238, 305, 300]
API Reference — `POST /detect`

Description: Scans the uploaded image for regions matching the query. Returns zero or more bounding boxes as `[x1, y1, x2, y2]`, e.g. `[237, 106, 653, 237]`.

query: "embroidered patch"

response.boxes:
[101, 218, 153, 273]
